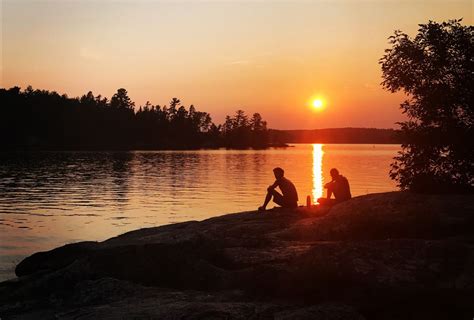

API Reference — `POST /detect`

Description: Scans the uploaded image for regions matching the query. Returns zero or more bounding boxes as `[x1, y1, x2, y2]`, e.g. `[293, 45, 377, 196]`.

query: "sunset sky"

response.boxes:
[2, 0, 472, 129]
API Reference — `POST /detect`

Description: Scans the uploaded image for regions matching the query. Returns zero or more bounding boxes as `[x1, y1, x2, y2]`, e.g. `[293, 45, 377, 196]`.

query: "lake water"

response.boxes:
[0, 144, 400, 281]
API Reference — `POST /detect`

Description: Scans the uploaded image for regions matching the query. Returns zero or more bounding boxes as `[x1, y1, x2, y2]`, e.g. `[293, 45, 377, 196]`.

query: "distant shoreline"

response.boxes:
[2, 128, 402, 151]
[270, 127, 402, 144]
[1, 142, 401, 152]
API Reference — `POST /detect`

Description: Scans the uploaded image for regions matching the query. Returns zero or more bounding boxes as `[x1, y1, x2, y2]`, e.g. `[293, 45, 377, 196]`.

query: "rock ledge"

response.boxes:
[1, 192, 473, 319]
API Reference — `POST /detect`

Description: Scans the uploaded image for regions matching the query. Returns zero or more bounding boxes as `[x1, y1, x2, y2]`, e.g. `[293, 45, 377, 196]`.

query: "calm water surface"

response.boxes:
[0, 144, 399, 280]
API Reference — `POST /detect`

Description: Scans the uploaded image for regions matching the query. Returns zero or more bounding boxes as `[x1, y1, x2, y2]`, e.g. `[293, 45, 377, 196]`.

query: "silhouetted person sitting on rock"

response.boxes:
[258, 167, 298, 211]
[318, 168, 351, 206]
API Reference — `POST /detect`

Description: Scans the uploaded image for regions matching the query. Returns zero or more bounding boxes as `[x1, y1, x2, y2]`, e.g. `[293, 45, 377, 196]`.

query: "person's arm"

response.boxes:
[324, 180, 334, 189]
[267, 180, 279, 192]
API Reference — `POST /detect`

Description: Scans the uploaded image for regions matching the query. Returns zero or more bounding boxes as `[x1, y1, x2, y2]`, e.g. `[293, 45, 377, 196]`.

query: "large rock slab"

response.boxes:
[1, 192, 473, 319]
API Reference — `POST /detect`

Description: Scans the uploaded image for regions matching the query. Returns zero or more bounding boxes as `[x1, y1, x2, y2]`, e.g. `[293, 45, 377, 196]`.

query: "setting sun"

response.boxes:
[313, 99, 323, 108]
[312, 98, 325, 110]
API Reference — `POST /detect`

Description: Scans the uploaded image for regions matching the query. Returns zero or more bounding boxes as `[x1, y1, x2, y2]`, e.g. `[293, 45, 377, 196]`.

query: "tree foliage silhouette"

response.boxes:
[222, 110, 268, 148]
[380, 19, 473, 192]
[0, 86, 272, 150]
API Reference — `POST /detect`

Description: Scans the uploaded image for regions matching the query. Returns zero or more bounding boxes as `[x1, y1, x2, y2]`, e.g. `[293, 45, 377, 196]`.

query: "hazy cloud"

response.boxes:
[79, 47, 103, 61]
[227, 60, 251, 65]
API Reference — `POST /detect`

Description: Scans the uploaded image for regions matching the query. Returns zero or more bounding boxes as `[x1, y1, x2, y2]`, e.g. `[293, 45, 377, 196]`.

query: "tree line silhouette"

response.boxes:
[0, 86, 272, 150]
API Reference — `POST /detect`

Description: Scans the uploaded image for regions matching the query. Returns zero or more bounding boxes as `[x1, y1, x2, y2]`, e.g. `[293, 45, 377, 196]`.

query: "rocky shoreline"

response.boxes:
[1, 192, 473, 319]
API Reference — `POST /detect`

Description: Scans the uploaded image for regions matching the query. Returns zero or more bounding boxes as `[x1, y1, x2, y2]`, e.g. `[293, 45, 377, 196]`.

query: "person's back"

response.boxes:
[332, 175, 351, 201]
[277, 176, 298, 207]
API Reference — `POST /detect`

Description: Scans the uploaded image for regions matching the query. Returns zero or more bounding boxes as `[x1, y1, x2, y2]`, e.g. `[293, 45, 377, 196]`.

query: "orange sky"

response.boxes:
[1, 0, 472, 129]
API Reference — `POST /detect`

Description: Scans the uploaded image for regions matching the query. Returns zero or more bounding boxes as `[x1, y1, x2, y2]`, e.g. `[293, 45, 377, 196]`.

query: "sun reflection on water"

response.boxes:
[312, 144, 324, 201]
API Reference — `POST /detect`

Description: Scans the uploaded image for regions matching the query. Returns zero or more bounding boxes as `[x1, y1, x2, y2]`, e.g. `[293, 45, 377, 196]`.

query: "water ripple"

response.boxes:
[0, 144, 399, 281]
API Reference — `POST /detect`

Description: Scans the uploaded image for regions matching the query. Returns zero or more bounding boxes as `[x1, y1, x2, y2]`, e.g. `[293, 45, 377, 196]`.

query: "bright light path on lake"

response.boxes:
[312, 144, 324, 201]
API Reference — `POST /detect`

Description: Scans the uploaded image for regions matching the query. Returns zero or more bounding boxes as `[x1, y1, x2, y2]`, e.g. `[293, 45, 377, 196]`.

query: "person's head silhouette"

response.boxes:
[330, 168, 340, 180]
[273, 167, 284, 180]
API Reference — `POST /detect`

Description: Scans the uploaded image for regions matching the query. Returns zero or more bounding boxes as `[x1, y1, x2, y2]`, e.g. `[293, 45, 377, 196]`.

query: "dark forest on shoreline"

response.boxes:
[1, 86, 401, 150]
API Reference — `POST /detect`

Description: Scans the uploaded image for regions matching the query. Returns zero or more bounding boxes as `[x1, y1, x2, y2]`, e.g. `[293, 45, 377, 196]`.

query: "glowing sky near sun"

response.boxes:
[1, 0, 472, 129]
